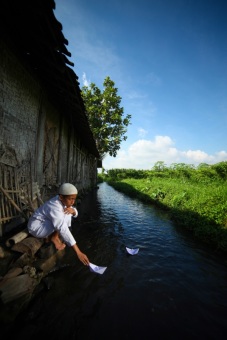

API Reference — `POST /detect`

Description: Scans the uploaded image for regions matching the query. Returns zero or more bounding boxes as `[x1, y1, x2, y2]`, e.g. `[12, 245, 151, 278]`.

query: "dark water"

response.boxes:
[8, 183, 227, 339]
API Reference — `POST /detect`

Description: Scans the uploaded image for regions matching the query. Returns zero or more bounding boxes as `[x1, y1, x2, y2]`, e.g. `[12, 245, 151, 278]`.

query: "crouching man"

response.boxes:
[28, 183, 89, 266]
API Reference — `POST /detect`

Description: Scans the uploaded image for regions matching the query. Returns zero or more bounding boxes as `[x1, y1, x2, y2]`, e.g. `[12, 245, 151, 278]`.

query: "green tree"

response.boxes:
[211, 161, 227, 179]
[81, 76, 131, 158]
[153, 161, 167, 171]
[197, 163, 211, 169]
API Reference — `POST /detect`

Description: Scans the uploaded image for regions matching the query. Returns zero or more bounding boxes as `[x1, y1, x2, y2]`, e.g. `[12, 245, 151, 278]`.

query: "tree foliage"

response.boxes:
[101, 161, 227, 181]
[81, 76, 131, 158]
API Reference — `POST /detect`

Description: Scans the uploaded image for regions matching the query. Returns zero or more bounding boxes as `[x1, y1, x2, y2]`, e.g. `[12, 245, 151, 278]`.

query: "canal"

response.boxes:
[7, 182, 227, 339]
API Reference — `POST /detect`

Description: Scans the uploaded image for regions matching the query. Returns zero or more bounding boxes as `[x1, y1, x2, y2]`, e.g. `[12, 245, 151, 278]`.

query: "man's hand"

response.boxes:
[72, 244, 90, 266]
[77, 251, 90, 266]
[64, 207, 76, 215]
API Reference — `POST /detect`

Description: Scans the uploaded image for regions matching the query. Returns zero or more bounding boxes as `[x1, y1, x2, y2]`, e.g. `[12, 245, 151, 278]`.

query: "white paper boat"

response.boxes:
[89, 262, 107, 274]
[126, 247, 139, 255]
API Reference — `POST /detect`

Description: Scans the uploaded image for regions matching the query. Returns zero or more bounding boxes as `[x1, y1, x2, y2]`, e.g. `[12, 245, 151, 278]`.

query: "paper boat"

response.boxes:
[89, 262, 107, 275]
[126, 247, 139, 255]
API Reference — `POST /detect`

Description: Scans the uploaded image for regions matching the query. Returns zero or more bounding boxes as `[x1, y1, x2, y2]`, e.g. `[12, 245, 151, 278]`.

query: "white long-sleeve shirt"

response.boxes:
[28, 195, 78, 246]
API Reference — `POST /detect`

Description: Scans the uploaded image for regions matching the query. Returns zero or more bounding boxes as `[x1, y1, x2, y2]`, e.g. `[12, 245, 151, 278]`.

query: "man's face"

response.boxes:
[59, 194, 77, 207]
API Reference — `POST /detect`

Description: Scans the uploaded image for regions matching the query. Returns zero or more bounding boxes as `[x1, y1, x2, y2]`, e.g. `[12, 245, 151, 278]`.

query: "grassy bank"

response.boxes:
[98, 162, 227, 253]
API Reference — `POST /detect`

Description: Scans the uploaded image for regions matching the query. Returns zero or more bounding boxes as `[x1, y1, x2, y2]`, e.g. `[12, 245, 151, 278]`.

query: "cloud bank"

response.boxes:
[102, 135, 227, 170]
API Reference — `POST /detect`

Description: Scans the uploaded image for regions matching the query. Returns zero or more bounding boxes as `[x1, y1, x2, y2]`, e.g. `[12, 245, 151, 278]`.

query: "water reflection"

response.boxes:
[7, 182, 227, 339]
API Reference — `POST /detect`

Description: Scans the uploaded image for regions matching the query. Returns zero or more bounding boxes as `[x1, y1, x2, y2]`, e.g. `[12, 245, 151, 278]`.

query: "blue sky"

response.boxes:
[54, 0, 227, 170]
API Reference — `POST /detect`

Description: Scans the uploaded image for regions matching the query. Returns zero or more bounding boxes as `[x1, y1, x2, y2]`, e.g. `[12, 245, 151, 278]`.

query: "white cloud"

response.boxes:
[138, 128, 148, 138]
[182, 150, 214, 163]
[82, 72, 90, 87]
[102, 136, 227, 170]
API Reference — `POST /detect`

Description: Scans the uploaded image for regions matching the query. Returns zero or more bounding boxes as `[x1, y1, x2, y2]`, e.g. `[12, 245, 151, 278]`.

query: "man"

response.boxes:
[28, 183, 89, 266]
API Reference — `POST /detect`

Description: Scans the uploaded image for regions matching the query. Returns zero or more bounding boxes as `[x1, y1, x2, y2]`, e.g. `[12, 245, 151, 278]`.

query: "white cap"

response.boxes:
[59, 183, 78, 195]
